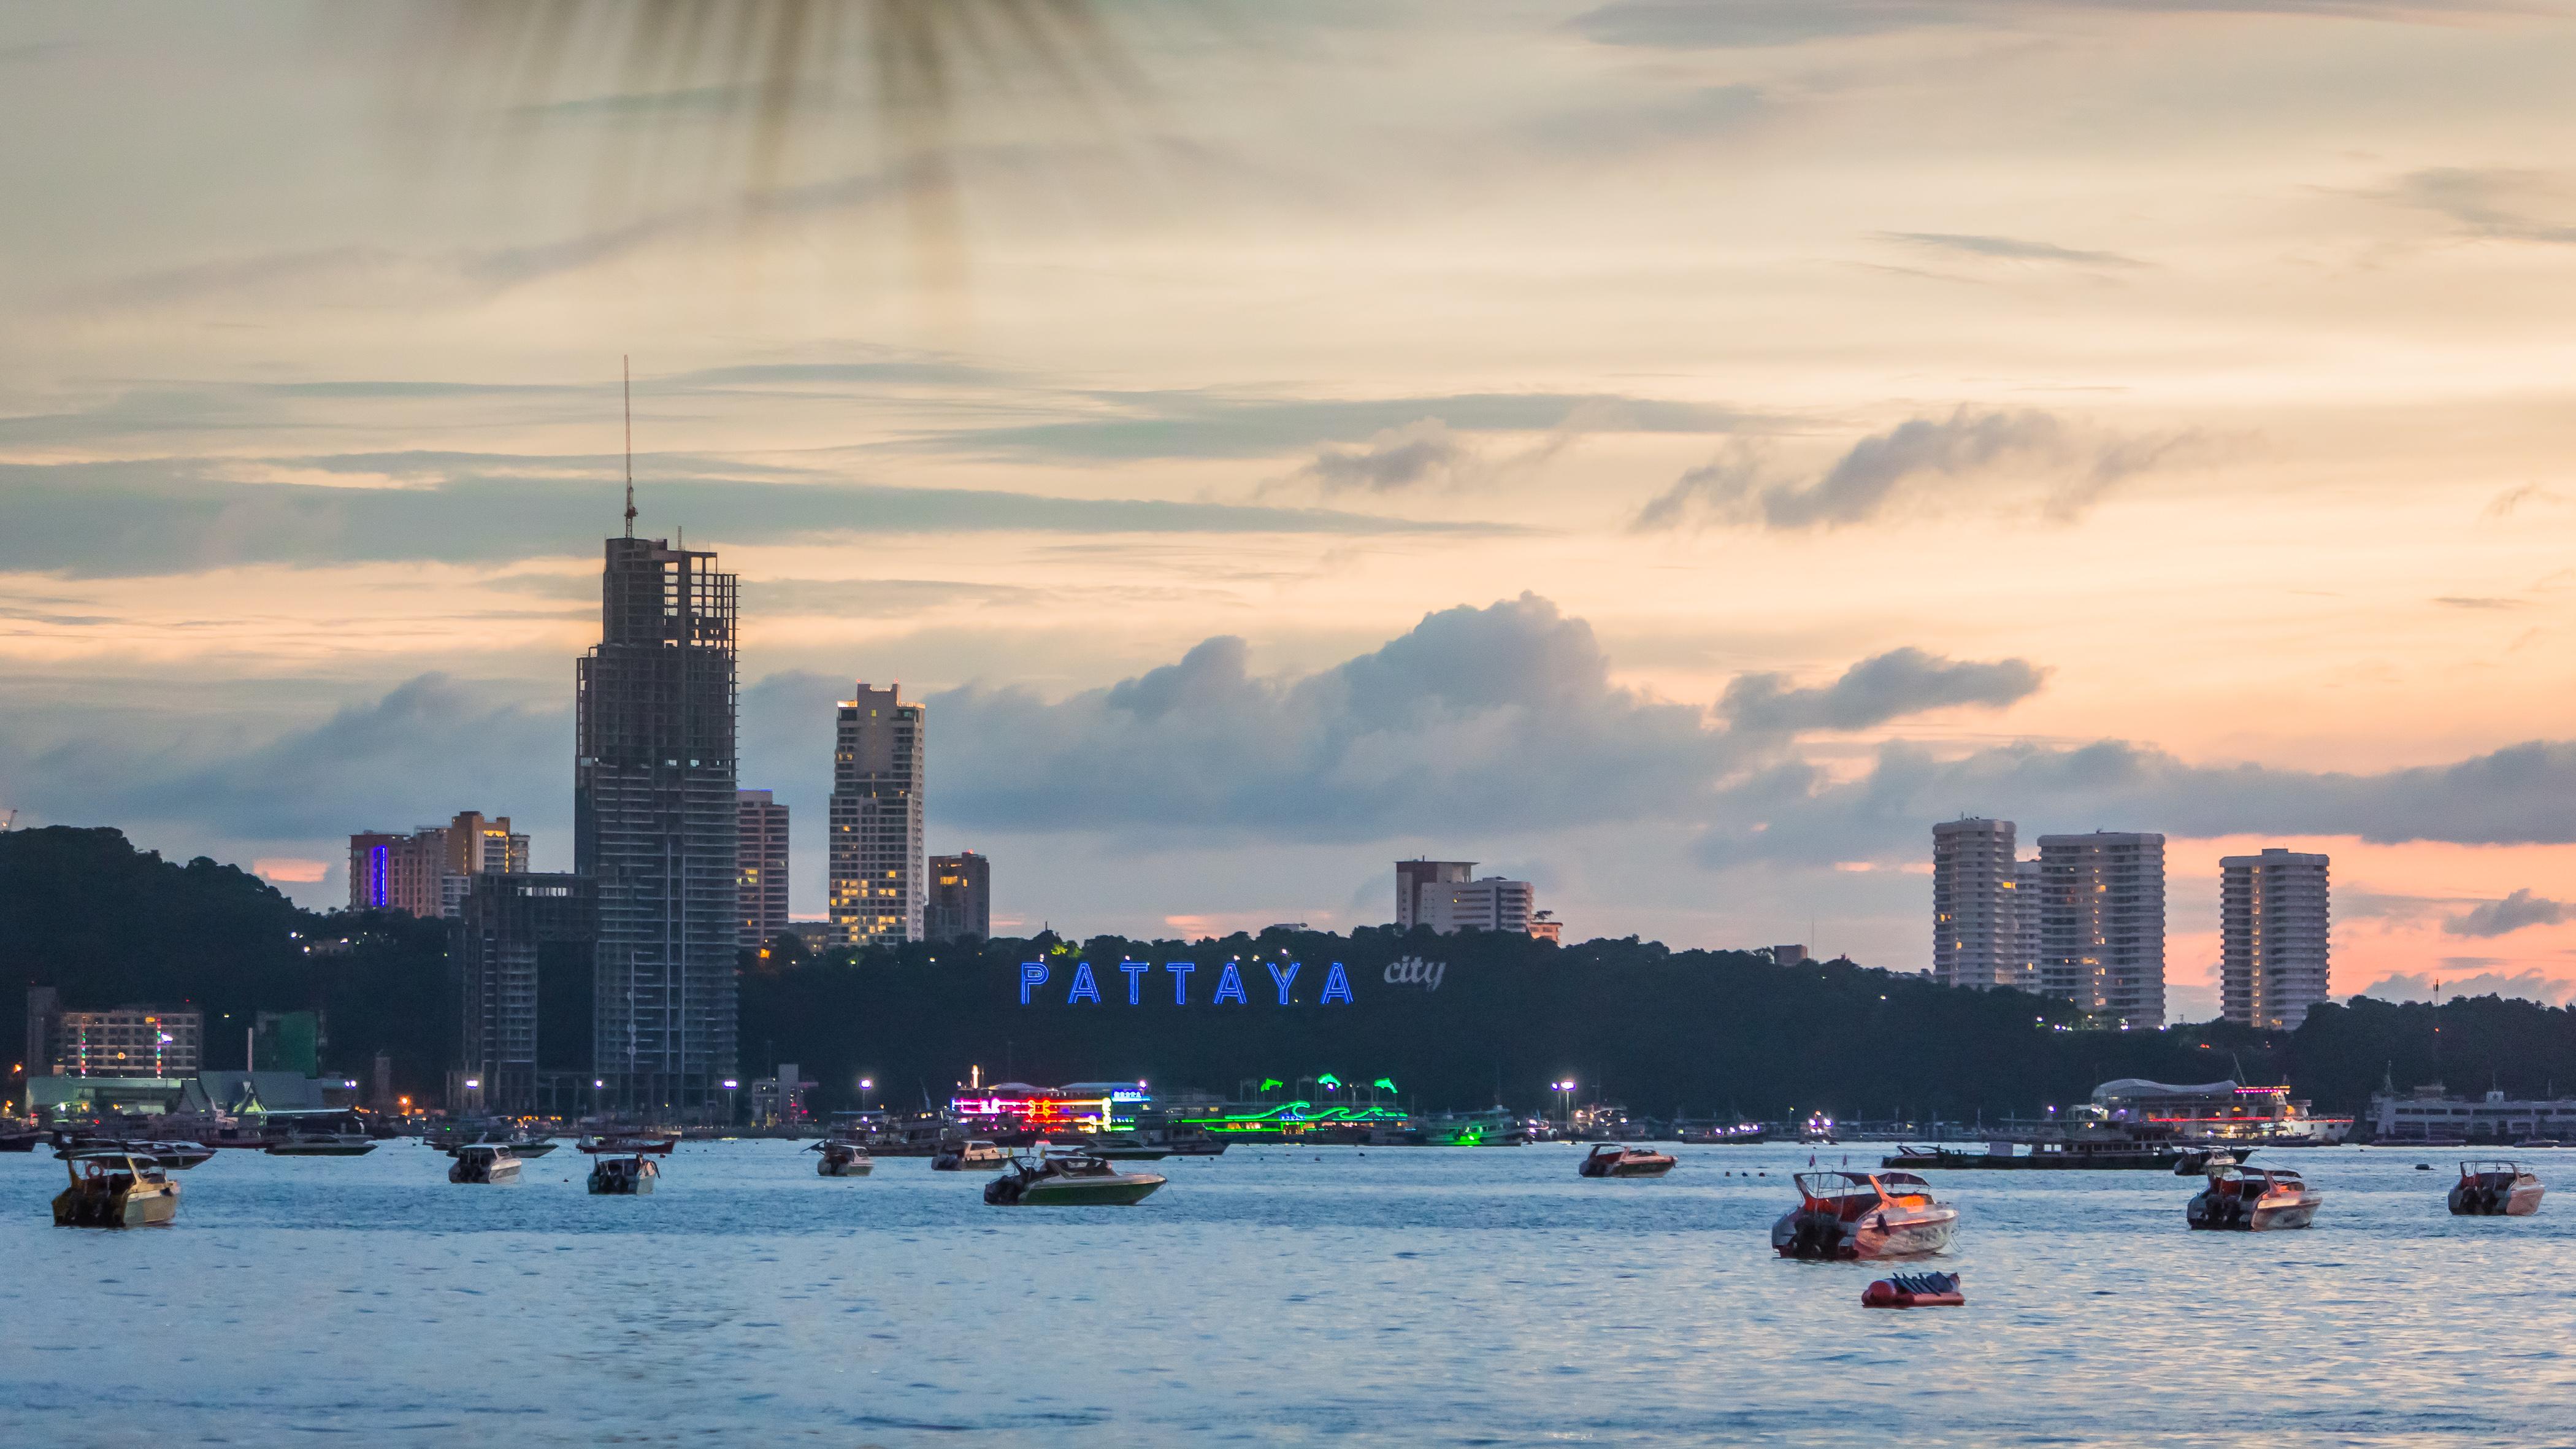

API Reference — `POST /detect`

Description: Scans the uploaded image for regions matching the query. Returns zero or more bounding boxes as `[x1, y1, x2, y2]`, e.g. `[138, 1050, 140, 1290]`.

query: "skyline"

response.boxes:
[7, 2, 2576, 1020]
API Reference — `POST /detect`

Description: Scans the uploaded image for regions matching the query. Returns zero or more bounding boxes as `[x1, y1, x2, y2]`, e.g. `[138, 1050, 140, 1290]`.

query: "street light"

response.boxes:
[1552, 1079, 1576, 1132]
[859, 1077, 876, 1115]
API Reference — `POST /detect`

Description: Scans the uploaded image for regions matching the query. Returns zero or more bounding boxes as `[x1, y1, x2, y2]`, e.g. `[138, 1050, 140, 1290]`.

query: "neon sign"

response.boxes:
[1021, 959, 1355, 1005]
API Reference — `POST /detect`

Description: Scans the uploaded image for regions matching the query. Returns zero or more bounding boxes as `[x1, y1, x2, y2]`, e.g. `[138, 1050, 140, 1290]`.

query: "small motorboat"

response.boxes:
[1579, 1143, 1677, 1178]
[589, 1154, 659, 1195]
[2188, 1165, 2321, 1231]
[2450, 1160, 2545, 1216]
[56, 1139, 214, 1170]
[931, 1139, 1008, 1171]
[809, 1140, 875, 1177]
[1773, 1171, 1958, 1259]
[53, 1150, 180, 1228]
[984, 1151, 1167, 1206]
[1862, 1271, 1965, 1308]
[0, 1123, 42, 1152]
[266, 1131, 378, 1158]
[448, 1143, 522, 1184]
[1084, 1132, 1172, 1161]
[2172, 1148, 2245, 1177]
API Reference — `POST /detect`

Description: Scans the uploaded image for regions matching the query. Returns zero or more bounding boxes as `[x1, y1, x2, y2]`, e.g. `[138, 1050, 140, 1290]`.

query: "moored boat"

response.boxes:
[0, 1123, 42, 1152]
[2450, 1160, 2544, 1216]
[55, 1137, 213, 1170]
[2187, 1165, 2321, 1230]
[265, 1131, 377, 1158]
[1579, 1143, 1676, 1178]
[810, 1140, 875, 1177]
[931, 1139, 1008, 1171]
[589, 1154, 659, 1195]
[1773, 1171, 1958, 1259]
[52, 1150, 180, 1228]
[448, 1143, 522, 1184]
[577, 1132, 677, 1156]
[984, 1151, 1166, 1205]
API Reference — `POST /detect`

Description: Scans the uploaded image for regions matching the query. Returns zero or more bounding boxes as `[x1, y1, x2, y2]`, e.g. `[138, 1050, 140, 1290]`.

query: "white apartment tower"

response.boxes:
[829, 683, 925, 947]
[1931, 818, 2017, 989]
[2037, 831, 2166, 1028]
[2221, 848, 2331, 1031]
[2010, 858, 2042, 993]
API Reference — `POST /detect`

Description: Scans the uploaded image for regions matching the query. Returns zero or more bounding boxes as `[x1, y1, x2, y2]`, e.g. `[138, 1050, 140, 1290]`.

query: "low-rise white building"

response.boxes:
[2371, 1083, 2576, 1143]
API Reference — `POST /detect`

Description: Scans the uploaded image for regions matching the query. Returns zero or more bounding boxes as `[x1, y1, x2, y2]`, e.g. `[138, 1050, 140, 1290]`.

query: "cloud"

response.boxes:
[943, 390, 1755, 463]
[2434, 596, 2525, 610]
[1291, 420, 1472, 493]
[2483, 483, 2569, 518]
[1690, 734, 2576, 868]
[0, 456, 1498, 578]
[1574, 0, 2520, 50]
[2444, 888, 2572, 937]
[2359, 970, 2575, 1006]
[1721, 648, 2048, 733]
[1636, 408, 2202, 531]
[1879, 232, 2144, 268]
[2385, 166, 2576, 245]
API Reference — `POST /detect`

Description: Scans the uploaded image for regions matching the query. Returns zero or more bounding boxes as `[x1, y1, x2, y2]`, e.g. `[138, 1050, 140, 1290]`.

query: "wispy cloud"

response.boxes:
[1878, 232, 2144, 268]
[1722, 648, 2049, 733]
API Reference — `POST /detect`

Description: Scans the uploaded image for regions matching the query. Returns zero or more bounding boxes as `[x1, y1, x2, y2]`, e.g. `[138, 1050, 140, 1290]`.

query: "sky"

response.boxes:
[5, 0, 2576, 1022]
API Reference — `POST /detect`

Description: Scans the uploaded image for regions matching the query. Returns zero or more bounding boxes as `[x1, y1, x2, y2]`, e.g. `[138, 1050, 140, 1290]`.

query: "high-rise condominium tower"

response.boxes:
[926, 851, 991, 944]
[2221, 848, 2331, 1031]
[829, 683, 924, 947]
[737, 790, 791, 948]
[576, 534, 739, 1113]
[1931, 818, 2017, 990]
[2037, 831, 2166, 1028]
[2010, 858, 2042, 993]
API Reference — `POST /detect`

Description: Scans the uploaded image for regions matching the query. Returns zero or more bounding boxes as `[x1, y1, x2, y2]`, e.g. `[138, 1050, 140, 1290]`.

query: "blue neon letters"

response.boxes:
[1025, 959, 1355, 1006]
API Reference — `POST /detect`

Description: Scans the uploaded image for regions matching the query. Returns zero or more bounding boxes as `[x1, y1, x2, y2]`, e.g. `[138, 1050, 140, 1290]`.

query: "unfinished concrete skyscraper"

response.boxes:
[576, 533, 740, 1115]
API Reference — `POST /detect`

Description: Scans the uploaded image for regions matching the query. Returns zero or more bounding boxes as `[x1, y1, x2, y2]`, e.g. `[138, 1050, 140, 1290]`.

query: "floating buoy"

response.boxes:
[1863, 1272, 1965, 1309]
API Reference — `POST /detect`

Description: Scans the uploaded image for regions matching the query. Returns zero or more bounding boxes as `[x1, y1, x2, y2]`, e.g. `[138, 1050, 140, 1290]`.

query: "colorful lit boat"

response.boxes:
[1773, 1171, 1958, 1259]
[53, 1150, 180, 1228]
[1579, 1143, 1677, 1178]
[2187, 1165, 2321, 1231]
[983, 1151, 1166, 1206]
[448, 1143, 522, 1184]
[2450, 1161, 2543, 1216]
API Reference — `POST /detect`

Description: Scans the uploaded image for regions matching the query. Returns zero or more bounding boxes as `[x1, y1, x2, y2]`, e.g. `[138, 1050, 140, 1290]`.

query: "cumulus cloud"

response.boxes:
[1635, 408, 2203, 531]
[2445, 888, 2572, 937]
[1721, 648, 2048, 733]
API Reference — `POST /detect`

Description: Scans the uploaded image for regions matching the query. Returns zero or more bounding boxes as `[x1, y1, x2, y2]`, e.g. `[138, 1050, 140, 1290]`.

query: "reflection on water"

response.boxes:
[2, 1141, 2571, 1443]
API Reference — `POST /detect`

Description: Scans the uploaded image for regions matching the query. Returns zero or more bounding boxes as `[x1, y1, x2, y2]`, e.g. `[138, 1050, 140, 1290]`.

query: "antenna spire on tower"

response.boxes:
[623, 355, 636, 539]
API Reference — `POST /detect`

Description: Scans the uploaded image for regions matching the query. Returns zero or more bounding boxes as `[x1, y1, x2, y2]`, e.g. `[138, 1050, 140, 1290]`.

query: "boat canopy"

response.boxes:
[2091, 1078, 2239, 1104]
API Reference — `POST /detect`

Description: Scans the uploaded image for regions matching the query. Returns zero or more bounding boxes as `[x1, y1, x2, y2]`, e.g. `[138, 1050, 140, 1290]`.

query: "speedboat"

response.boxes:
[588, 1154, 659, 1195]
[1773, 1171, 1958, 1259]
[810, 1140, 875, 1177]
[53, 1150, 180, 1228]
[1579, 1143, 1677, 1178]
[577, 1132, 677, 1156]
[984, 1151, 1166, 1205]
[931, 1139, 1008, 1171]
[2188, 1165, 2321, 1230]
[2450, 1160, 2544, 1216]
[1084, 1132, 1172, 1161]
[449, 1143, 522, 1184]
[56, 1138, 213, 1170]
[266, 1131, 377, 1158]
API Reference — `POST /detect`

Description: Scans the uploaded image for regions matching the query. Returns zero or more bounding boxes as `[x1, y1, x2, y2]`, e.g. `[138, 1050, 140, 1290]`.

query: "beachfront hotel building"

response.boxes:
[829, 683, 926, 947]
[2220, 847, 2331, 1031]
[1931, 818, 2019, 990]
[2037, 831, 2167, 1029]
[576, 532, 741, 1115]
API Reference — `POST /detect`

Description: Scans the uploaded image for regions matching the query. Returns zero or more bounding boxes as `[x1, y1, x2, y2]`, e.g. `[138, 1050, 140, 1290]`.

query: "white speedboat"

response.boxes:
[588, 1154, 659, 1195]
[2450, 1160, 2544, 1216]
[984, 1152, 1166, 1205]
[810, 1140, 875, 1177]
[1579, 1143, 1676, 1178]
[2188, 1165, 2321, 1231]
[1773, 1171, 1958, 1259]
[449, 1144, 522, 1184]
[53, 1150, 180, 1228]
[931, 1139, 1008, 1171]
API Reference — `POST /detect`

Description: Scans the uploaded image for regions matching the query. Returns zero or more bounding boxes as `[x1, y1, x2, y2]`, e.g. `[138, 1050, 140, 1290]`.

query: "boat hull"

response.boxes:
[1773, 1205, 1957, 1260]
[1580, 1156, 1676, 1178]
[818, 1158, 874, 1177]
[986, 1175, 1166, 1206]
[265, 1143, 377, 1157]
[53, 1182, 178, 1228]
[2450, 1182, 2544, 1216]
[2187, 1190, 2320, 1230]
[450, 1160, 522, 1184]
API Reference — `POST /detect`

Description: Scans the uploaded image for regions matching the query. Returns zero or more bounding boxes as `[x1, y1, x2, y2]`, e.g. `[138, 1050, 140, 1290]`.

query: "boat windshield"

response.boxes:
[2462, 1160, 2520, 1175]
[1792, 1172, 1879, 1199]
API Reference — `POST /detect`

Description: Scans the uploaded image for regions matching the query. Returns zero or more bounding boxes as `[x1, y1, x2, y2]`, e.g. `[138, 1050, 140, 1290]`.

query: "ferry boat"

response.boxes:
[266, 1131, 377, 1158]
[983, 1151, 1166, 1206]
[1579, 1143, 1676, 1178]
[1773, 1171, 1957, 1259]
[2187, 1165, 2321, 1231]
[448, 1143, 522, 1184]
[2450, 1161, 2544, 1216]
[1884, 1133, 2202, 1172]
[932, 1139, 1009, 1171]
[589, 1155, 659, 1195]
[53, 1150, 180, 1228]
[810, 1140, 874, 1177]
[2093, 1078, 2350, 1146]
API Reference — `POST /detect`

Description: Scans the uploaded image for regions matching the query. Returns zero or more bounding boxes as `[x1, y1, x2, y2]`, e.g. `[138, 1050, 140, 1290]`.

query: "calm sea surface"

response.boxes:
[1, 1139, 2569, 1445]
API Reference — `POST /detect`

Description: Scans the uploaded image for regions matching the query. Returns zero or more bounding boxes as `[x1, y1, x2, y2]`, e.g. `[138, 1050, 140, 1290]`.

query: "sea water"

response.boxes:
[1, 1140, 2569, 1445]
